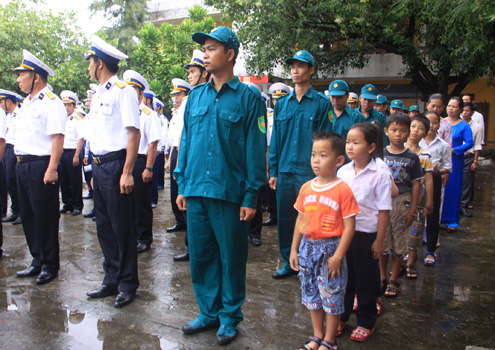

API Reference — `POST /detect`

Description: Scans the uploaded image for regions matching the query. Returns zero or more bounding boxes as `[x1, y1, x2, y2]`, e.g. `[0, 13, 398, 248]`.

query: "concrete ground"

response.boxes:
[0, 163, 494, 350]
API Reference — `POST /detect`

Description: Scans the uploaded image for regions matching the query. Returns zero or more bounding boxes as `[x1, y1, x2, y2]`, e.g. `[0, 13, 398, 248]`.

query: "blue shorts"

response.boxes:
[298, 236, 347, 315]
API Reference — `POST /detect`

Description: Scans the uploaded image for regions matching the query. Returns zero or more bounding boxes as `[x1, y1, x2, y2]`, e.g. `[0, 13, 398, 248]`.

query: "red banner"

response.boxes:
[239, 75, 269, 83]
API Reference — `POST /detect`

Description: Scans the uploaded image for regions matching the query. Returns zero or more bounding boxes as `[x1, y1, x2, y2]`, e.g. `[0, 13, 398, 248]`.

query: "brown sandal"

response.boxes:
[384, 280, 400, 298]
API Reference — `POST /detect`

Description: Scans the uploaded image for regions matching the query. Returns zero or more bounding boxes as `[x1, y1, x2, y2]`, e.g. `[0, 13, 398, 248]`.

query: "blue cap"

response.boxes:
[409, 104, 420, 112]
[0, 89, 22, 101]
[14, 49, 54, 77]
[285, 50, 314, 67]
[376, 94, 388, 105]
[360, 84, 378, 100]
[328, 80, 349, 96]
[171, 78, 191, 94]
[84, 35, 128, 65]
[391, 99, 407, 111]
[154, 98, 164, 108]
[123, 70, 150, 92]
[192, 26, 240, 59]
[144, 90, 156, 99]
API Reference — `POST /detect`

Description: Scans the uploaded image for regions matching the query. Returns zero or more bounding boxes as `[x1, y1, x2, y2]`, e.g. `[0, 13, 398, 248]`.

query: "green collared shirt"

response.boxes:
[332, 105, 365, 141]
[356, 107, 389, 146]
[269, 86, 332, 177]
[174, 76, 267, 209]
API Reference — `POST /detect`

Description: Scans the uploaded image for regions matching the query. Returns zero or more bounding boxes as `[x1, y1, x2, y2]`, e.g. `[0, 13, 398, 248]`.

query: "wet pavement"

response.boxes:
[1, 164, 494, 350]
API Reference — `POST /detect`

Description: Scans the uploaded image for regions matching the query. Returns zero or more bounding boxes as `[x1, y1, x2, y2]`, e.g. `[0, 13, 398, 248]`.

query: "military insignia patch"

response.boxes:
[328, 111, 334, 123]
[258, 116, 266, 133]
[46, 91, 56, 99]
[333, 83, 338, 88]
[105, 82, 112, 90]
[39, 93, 45, 100]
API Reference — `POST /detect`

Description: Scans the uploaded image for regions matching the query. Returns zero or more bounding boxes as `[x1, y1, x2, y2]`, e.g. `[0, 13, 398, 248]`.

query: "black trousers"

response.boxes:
[133, 156, 153, 245]
[249, 186, 263, 240]
[17, 157, 60, 272]
[92, 152, 139, 293]
[4, 145, 20, 216]
[157, 151, 165, 188]
[59, 149, 83, 210]
[460, 153, 475, 209]
[426, 174, 442, 253]
[169, 147, 186, 226]
[341, 231, 379, 329]
[0, 160, 7, 216]
[151, 152, 159, 204]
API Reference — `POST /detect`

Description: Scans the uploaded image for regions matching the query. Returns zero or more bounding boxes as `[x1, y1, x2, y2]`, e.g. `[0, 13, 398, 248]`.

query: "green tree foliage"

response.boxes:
[207, 0, 495, 99]
[90, 0, 149, 57]
[0, 0, 90, 99]
[132, 5, 215, 106]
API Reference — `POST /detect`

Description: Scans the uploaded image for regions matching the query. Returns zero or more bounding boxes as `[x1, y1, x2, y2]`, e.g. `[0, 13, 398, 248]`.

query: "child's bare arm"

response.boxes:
[391, 180, 399, 198]
[372, 210, 389, 259]
[327, 216, 355, 280]
[289, 213, 304, 271]
[424, 172, 434, 215]
[406, 180, 421, 227]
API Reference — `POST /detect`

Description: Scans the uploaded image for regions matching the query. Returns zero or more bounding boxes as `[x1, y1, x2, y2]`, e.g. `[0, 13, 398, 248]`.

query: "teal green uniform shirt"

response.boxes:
[356, 107, 390, 146]
[174, 77, 267, 209]
[332, 105, 365, 141]
[268, 86, 332, 178]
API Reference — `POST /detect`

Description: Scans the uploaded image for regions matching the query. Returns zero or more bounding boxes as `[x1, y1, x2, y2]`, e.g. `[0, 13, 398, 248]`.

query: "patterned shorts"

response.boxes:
[298, 236, 347, 315]
[384, 192, 412, 258]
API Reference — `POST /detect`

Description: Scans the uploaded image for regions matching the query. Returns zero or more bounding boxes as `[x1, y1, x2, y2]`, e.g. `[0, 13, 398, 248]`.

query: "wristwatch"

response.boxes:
[145, 167, 153, 172]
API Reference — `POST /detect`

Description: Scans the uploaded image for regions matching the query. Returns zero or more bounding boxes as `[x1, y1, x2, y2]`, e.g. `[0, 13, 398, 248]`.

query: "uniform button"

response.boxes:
[215, 98, 219, 102]
[204, 191, 207, 195]
[210, 134, 214, 137]
[228, 116, 232, 120]
[206, 171, 210, 175]
[208, 152, 212, 156]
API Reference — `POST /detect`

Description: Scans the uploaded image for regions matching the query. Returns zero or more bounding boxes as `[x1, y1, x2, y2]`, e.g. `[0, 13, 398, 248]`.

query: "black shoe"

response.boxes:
[87, 285, 118, 298]
[460, 208, 472, 217]
[249, 236, 262, 246]
[72, 209, 82, 216]
[16, 266, 41, 277]
[60, 207, 72, 214]
[114, 291, 135, 308]
[262, 217, 277, 226]
[173, 249, 190, 262]
[84, 209, 95, 218]
[166, 224, 186, 232]
[12, 217, 22, 225]
[2, 214, 17, 222]
[137, 243, 151, 254]
[36, 271, 58, 285]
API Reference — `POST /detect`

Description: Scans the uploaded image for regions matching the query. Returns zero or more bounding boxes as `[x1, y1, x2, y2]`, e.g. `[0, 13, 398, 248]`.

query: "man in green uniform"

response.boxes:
[268, 50, 332, 279]
[357, 84, 388, 145]
[328, 80, 364, 142]
[174, 26, 266, 346]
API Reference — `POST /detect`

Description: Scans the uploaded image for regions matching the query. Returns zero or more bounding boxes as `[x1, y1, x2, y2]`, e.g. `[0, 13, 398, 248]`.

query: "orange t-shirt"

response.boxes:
[294, 178, 360, 240]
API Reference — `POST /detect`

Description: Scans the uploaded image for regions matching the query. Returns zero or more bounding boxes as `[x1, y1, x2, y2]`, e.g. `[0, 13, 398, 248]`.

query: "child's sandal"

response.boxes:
[384, 280, 400, 298]
[319, 340, 338, 350]
[406, 264, 418, 279]
[350, 327, 374, 342]
[336, 321, 346, 337]
[424, 252, 436, 266]
[376, 298, 382, 316]
[298, 335, 321, 350]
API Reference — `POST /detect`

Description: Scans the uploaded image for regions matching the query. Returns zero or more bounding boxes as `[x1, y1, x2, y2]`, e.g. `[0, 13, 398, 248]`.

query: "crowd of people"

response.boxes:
[0, 26, 486, 348]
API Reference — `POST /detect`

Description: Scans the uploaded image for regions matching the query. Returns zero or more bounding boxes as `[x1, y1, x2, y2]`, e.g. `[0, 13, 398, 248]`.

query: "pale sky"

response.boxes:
[0, 0, 111, 37]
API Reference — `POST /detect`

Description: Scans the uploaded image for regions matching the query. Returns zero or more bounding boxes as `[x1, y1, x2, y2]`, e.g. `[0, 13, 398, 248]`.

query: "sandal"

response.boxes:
[380, 279, 387, 295]
[384, 280, 400, 298]
[336, 321, 346, 337]
[376, 298, 382, 316]
[406, 264, 418, 279]
[319, 340, 337, 350]
[353, 294, 359, 312]
[424, 252, 436, 266]
[350, 327, 374, 342]
[299, 335, 321, 350]
[447, 226, 456, 233]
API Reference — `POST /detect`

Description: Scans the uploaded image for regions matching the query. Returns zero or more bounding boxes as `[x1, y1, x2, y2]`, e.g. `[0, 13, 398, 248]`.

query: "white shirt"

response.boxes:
[5, 106, 20, 145]
[266, 107, 274, 147]
[138, 103, 162, 155]
[158, 114, 169, 151]
[338, 158, 392, 233]
[87, 75, 140, 155]
[0, 108, 6, 141]
[168, 97, 186, 148]
[419, 134, 452, 172]
[15, 86, 66, 156]
[471, 111, 485, 144]
[438, 118, 452, 146]
[63, 113, 85, 149]
[465, 119, 482, 155]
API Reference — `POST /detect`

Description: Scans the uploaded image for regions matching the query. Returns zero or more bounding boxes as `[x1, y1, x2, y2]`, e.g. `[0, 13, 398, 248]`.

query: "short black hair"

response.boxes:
[411, 115, 430, 134]
[463, 102, 474, 111]
[312, 131, 345, 157]
[386, 112, 411, 128]
[428, 93, 444, 105]
[424, 110, 440, 123]
[221, 42, 237, 66]
[92, 56, 119, 74]
[461, 93, 474, 102]
[449, 96, 464, 109]
[349, 122, 383, 159]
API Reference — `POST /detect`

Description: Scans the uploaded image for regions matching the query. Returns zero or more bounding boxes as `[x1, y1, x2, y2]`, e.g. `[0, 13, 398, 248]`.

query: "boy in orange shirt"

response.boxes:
[290, 132, 360, 350]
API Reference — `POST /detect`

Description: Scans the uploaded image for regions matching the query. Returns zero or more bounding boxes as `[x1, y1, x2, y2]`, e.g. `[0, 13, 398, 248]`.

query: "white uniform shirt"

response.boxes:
[5, 106, 20, 145]
[465, 119, 483, 155]
[86, 75, 140, 156]
[338, 158, 392, 233]
[14, 86, 66, 156]
[266, 107, 274, 147]
[157, 114, 169, 151]
[168, 97, 186, 148]
[138, 103, 162, 155]
[63, 113, 85, 149]
[419, 134, 452, 172]
[0, 108, 6, 141]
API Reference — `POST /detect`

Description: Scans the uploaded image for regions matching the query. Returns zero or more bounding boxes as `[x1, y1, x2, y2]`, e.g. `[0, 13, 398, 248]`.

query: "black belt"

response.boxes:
[16, 155, 50, 163]
[137, 154, 147, 159]
[6, 144, 14, 149]
[92, 150, 126, 164]
[63, 148, 76, 152]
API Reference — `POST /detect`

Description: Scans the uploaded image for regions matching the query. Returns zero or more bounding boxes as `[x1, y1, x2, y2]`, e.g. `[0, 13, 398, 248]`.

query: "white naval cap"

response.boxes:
[154, 97, 164, 108]
[347, 92, 358, 103]
[14, 49, 55, 77]
[144, 90, 156, 99]
[123, 70, 149, 91]
[184, 49, 205, 69]
[60, 90, 79, 104]
[171, 78, 191, 94]
[84, 35, 128, 65]
[268, 82, 290, 99]
[0, 89, 22, 101]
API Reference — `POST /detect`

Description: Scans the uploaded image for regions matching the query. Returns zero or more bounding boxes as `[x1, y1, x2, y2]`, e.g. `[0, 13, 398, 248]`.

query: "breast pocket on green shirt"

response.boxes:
[190, 106, 208, 134]
[301, 112, 316, 133]
[276, 112, 293, 134]
[219, 107, 243, 141]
